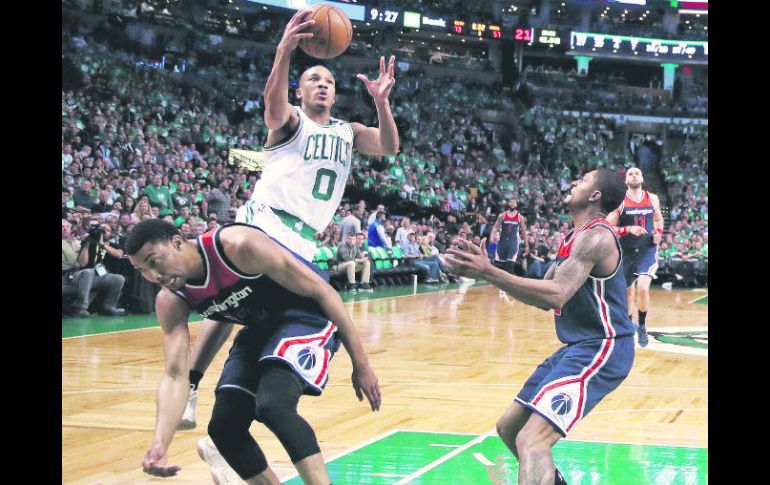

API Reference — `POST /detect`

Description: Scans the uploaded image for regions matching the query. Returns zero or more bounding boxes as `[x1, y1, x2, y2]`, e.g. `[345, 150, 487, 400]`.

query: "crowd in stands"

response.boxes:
[62, 4, 707, 316]
[658, 125, 708, 266]
[520, 64, 708, 118]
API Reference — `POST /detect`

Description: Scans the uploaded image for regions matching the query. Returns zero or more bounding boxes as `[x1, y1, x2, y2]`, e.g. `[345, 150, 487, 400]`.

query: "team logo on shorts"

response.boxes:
[297, 346, 318, 371]
[550, 393, 573, 416]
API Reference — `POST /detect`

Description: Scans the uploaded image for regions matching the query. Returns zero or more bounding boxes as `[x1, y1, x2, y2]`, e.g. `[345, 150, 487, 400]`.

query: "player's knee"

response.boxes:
[515, 426, 550, 455]
[254, 393, 295, 425]
[208, 412, 238, 451]
[496, 415, 516, 441]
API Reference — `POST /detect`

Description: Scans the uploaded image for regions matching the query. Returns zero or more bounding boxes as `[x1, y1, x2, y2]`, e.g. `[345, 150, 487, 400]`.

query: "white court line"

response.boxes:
[392, 430, 496, 485]
[430, 443, 462, 448]
[280, 429, 400, 482]
[687, 293, 709, 304]
[372, 472, 409, 478]
[473, 452, 494, 466]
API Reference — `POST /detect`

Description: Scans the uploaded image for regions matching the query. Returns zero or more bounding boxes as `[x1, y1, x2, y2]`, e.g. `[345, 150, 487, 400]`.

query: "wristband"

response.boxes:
[655, 228, 663, 236]
[616, 226, 630, 237]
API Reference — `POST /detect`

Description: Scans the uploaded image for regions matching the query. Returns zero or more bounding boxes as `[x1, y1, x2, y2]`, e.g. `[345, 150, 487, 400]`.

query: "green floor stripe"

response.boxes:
[692, 295, 708, 304]
[283, 432, 477, 485]
[283, 431, 708, 485]
[62, 281, 489, 338]
[61, 312, 205, 338]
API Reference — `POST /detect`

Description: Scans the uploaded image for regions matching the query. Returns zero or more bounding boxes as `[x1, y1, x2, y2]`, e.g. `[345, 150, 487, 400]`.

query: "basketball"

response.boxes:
[298, 4, 352, 59]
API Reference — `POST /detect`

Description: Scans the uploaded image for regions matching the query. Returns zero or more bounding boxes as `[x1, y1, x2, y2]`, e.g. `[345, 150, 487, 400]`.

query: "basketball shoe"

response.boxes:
[197, 436, 243, 485]
[177, 384, 197, 430]
[637, 325, 649, 348]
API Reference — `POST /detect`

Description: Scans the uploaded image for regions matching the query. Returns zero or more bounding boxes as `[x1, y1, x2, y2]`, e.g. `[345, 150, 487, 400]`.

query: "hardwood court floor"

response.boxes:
[62, 285, 708, 484]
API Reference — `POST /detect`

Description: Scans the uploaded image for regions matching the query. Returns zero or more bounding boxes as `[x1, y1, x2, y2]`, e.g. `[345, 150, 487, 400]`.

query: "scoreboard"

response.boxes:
[360, 5, 707, 64]
[570, 32, 708, 62]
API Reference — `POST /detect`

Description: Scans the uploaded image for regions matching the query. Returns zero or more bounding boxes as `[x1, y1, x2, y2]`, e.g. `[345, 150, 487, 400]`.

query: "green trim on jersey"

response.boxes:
[262, 108, 305, 152]
[271, 207, 319, 241]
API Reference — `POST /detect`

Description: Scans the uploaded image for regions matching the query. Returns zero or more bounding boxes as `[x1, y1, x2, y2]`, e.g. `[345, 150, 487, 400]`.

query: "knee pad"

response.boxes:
[208, 389, 269, 479]
[254, 366, 320, 463]
[208, 390, 254, 452]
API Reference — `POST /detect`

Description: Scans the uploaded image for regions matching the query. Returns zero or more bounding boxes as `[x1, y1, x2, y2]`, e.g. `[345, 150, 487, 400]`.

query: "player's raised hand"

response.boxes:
[352, 363, 381, 411]
[444, 238, 492, 279]
[356, 55, 396, 103]
[142, 443, 181, 477]
[277, 8, 315, 52]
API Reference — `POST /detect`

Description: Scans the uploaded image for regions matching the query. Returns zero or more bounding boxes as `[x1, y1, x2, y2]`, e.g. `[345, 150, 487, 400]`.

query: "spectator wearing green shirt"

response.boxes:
[174, 207, 191, 227]
[144, 174, 174, 216]
[389, 160, 406, 182]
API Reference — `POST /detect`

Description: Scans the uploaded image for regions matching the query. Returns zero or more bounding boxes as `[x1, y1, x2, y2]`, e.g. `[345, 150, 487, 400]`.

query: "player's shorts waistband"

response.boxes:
[271, 207, 319, 242]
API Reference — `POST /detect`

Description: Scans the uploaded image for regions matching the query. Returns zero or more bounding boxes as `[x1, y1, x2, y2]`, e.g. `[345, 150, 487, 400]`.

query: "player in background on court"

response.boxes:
[605, 167, 664, 347]
[179, 8, 399, 430]
[443, 169, 635, 485]
[128, 219, 381, 484]
[492, 199, 529, 294]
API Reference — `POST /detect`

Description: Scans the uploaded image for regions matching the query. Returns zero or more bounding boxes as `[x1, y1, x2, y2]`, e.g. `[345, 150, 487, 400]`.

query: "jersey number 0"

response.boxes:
[312, 168, 337, 201]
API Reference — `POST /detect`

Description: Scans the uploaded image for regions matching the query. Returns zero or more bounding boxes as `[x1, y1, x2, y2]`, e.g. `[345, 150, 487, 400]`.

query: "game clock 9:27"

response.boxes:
[369, 8, 399, 23]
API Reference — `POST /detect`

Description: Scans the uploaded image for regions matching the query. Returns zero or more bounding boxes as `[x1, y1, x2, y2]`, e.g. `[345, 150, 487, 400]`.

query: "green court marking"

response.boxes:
[284, 431, 708, 485]
[649, 330, 708, 350]
[283, 431, 477, 485]
[692, 295, 708, 304]
[62, 281, 490, 338]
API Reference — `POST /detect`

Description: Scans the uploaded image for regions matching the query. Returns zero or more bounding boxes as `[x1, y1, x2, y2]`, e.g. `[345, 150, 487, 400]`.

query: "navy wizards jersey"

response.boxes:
[172, 224, 327, 326]
[499, 211, 521, 246]
[553, 219, 635, 344]
[618, 191, 655, 249]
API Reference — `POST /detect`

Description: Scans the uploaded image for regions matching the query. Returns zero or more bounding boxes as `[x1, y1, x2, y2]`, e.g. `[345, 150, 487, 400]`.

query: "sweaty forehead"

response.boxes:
[301, 66, 334, 83]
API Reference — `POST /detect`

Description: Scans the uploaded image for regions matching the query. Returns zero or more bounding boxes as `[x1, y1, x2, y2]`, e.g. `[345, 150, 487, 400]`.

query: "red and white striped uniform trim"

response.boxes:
[275, 321, 337, 386]
[531, 336, 616, 432]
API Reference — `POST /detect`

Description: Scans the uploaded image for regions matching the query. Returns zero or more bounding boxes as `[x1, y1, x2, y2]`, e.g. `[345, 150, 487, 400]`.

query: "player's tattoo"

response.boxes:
[550, 228, 616, 303]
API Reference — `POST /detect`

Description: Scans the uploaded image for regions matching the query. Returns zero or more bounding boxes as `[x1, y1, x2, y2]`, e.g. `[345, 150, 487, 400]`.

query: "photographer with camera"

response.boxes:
[62, 217, 127, 317]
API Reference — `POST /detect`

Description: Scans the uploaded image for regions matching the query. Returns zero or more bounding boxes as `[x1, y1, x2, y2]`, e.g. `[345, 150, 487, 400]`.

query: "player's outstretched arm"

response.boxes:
[142, 289, 191, 477]
[352, 55, 399, 156]
[444, 229, 614, 310]
[264, 9, 315, 131]
[223, 227, 382, 411]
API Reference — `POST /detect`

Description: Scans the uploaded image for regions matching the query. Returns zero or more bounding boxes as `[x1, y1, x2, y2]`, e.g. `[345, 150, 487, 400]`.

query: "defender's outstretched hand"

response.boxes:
[352, 363, 381, 411]
[277, 9, 316, 52]
[142, 443, 181, 478]
[356, 55, 396, 103]
[444, 238, 493, 279]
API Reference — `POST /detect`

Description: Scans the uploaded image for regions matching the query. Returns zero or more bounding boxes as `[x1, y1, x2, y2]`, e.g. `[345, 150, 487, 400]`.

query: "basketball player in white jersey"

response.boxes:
[178, 8, 400, 431]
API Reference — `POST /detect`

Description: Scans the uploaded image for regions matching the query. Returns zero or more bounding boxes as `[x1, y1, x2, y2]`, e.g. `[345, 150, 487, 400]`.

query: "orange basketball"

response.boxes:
[298, 4, 352, 59]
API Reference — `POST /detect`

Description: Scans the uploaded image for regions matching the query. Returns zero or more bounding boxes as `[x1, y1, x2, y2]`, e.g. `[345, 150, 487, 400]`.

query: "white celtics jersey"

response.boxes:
[251, 106, 354, 232]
